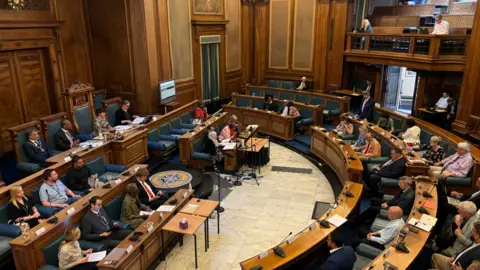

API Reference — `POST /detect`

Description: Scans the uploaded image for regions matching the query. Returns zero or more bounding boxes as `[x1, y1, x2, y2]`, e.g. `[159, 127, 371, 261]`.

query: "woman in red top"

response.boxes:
[194, 101, 209, 121]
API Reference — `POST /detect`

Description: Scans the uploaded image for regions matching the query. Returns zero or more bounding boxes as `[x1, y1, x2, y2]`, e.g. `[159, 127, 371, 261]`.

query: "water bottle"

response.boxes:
[188, 183, 192, 192]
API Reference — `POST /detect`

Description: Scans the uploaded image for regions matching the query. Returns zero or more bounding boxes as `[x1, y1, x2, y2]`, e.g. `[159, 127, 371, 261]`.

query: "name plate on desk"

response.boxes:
[287, 236, 296, 244]
[268, 111, 272, 114]
[64, 156, 72, 162]
[67, 208, 76, 215]
[148, 225, 154, 233]
[35, 227, 46, 236]
[309, 222, 317, 230]
[183, 192, 188, 198]
[126, 245, 133, 254]
[259, 251, 268, 259]
[114, 179, 122, 185]
[134, 167, 139, 173]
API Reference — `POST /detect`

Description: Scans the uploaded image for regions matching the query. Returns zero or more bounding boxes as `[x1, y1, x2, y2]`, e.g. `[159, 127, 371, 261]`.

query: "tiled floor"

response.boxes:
[155, 142, 335, 270]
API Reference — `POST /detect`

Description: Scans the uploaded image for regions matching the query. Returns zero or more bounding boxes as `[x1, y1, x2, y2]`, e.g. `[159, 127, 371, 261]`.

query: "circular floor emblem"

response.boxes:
[149, 170, 193, 189]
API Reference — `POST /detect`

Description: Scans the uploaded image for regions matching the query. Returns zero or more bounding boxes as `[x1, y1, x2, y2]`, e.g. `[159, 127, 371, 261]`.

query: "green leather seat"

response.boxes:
[295, 94, 309, 104]
[310, 97, 324, 106]
[420, 130, 433, 145]
[281, 81, 294, 89]
[267, 80, 280, 88]
[392, 117, 404, 134]
[266, 89, 279, 99]
[252, 99, 264, 109]
[236, 97, 251, 108]
[279, 92, 293, 101]
[324, 100, 341, 116]
[250, 88, 263, 97]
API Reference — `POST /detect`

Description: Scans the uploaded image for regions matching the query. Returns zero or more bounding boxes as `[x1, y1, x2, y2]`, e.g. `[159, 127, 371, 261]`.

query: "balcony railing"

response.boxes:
[346, 33, 469, 62]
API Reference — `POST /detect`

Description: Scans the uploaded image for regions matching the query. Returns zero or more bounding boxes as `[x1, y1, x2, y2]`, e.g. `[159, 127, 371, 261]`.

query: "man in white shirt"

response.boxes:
[366, 206, 405, 249]
[431, 15, 449, 35]
[436, 92, 450, 110]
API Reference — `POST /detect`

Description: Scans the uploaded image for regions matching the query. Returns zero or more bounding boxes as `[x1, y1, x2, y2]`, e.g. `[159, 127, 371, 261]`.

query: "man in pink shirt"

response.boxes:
[429, 142, 474, 182]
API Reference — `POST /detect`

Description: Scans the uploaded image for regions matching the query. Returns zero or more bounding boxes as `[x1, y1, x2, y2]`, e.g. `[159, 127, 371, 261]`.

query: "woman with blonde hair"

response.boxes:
[121, 183, 151, 229]
[58, 227, 96, 270]
[360, 19, 373, 33]
[7, 185, 43, 228]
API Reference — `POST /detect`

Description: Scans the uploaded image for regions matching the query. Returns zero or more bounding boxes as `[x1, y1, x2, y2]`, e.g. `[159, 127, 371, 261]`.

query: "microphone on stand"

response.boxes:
[343, 183, 355, 198]
[319, 200, 339, 228]
[273, 232, 293, 258]
[161, 179, 177, 205]
[45, 190, 58, 224]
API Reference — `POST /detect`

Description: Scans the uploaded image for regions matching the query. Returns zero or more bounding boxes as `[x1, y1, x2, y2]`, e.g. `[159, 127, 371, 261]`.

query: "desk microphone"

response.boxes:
[161, 179, 177, 205]
[343, 183, 355, 198]
[319, 201, 338, 228]
[273, 232, 292, 258]
[422, 183, 435, 198]
[45, 190, 58, 224]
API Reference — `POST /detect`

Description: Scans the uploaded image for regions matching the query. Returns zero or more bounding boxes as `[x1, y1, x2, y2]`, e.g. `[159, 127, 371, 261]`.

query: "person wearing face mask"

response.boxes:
[194, 100, 209, 121]
[80, 196, 132, 251]
[436, 92, 450, 111]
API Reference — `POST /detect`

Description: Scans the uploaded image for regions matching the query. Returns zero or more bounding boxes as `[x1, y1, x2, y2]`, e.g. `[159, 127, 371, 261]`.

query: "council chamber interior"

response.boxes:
[0, 0, 480, 269]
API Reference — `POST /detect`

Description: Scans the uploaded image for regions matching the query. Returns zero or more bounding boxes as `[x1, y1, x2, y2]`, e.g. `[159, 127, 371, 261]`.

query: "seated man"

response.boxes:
[23, 130, 51, 167]
[40, 169, 81, 210]
[447, 177, 480, 211]
[352, 125, 368, 152]
[66, 156, 95, 194]
[432, 221, 480, 270]
[135, 168, 168, 210]
[353, 206, 404, 250]
[435, 201, 478, 257]
[366, 147, 407, 196]
[429, 142, 473, 183]
[431, 14, 449, 35]
[436, 92, 450, 111]
[263, 95, 278, 112]
[357, 132, 381, 161]
[81, 196, 132, 250]
[360, 176, 414, 222]
[54, 119, 80, 151]
[321, 230, 356, 270]
[115, 100, 137, 126]
[295, 77, 310, 91]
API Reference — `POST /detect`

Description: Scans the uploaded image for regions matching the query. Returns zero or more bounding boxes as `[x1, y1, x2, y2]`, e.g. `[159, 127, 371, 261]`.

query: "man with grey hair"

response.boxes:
[431, 14, 449, 35]
[429, 142, 473, 183]
[54, 119, 80, 151]
[436, 201, 478, 257]
[296, 76, 310, 91]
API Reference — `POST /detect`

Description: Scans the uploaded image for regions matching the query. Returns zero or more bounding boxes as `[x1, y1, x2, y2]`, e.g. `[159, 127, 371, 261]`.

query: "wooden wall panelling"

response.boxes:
[453, 0, 480, 135]
[157, 0, 173, 81]
[175, 79, 197, 105]
[268, 0, 291, 69]
[253, 2, 269, 84]
[54, 0, 93, 86]
[0, 0, 55, 21]
[313, 0, 331, 90]
[292, 0, 316, 72]
[226, 0, 243, 95]
[327, 0, 348, 87]
[241, 2, 253, 85]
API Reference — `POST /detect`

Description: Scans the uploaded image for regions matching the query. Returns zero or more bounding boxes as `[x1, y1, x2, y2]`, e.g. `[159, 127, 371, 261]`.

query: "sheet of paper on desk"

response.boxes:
[156, 205, 175, 212]
[327, 215, 347, 227]
[139, 211, 153, 216]
[132, 117, 145, 124]
[420, 214, 437, 226]
[408, 218, 433, 232]
[114, 125, 132, 130]
[184, 204, 199, 212]
[246, 125, 258, 130]
[222, 143, 236, 150]
[88, 251, 107, 262]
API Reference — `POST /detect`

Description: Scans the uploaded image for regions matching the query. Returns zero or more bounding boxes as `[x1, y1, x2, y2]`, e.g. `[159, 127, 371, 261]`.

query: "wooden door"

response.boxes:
[14, 50, 51, 121]
[0, 52, 25, 153]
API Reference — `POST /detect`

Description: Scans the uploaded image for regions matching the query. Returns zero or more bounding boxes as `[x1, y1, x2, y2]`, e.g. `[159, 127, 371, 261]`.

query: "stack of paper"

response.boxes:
[114, 125, 132, 130]
[327, 215, 348, 227]
[222, 143, 236, 150]
[408, 214, 437, 232]
[183, 204, 199, 213]
[88, 251, 107, 262]
[156, 205, 175, 212]
[132, 117, 145, 124]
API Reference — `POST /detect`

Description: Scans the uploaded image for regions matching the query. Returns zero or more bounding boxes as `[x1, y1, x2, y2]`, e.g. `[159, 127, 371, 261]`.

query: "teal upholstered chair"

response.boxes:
[279, 92, 294, 101]
[147, 129, 177, 156]
[250, 88, 263, 97]
[102, 98, 121, 127]
[93, 90, 106, 110]
[298, 108, 314, 127]
[354, 243, 383, 270]
[445, 144, 457, 157]
[281, 81, 295, 89]
[373, 110, 381, 123]
[8, 122, 45, 174]
[40, 113, 68, 154]
[267, 80, 281, 88]
[191, 136, 212, 162]
[104, 195, 129, 229]
[86, 156, 127, 182]
[160, 122, 185, 137]
[310, 97, 324, 106]
[295, 94, 309, 105]
[252, 99, 264, 109]
[392, 117, 404, 134]
[170, 117, 194, 131]
[181, 111, 194, 126]
[325, 100, 341, 116]
[73, 104, 94, 142]
[236, 97, 251, 108]
[265, 89, 279, 99]
[274, 101, 285, 114]
[419, 130, 433, 147]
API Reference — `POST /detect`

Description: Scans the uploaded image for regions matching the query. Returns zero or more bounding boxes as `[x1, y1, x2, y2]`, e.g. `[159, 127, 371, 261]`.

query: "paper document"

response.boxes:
[132, 117, 145, 124]
[114, 125, 132, 130]
[222, 143, 236, 150]
[139, 211, 153, 216]
[246, 125, 258, 130]
[408, 218, 433, 232]
[88, 251, 106, 262]
[419, 214, 438, 226]
[156, 205, 175, 212]
[183, 204, 199, 213]
[447, 196, 460, 206]
[323, 110, 329, 114]
[327, 215, 347, 227]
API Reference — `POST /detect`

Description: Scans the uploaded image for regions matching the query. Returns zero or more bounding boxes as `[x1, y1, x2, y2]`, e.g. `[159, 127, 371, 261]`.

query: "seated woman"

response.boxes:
[400, 119, 421, 147]
[58, 227, 96, 270]
[8, 185, 44, 229]
[263, 95, 278, 112]
[219, 123, 237, 141]
[93, 108, 114, 137]
[121, 183, 151, 229]
[282, 101, 302, 133]
[418, 136, 445, 165]
[336, 116, 354, 136]
[377, 112, 394, 133]
[194, 100, 209, 121]
[353, 125, 368, 152]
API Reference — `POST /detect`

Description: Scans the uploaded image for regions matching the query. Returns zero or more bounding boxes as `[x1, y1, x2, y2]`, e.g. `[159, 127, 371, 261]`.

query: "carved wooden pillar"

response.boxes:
[452, 0, 480, 135]
[326, 0, 349, 87]
[252, 0, 269, 85]
[314, 0, 331, 90]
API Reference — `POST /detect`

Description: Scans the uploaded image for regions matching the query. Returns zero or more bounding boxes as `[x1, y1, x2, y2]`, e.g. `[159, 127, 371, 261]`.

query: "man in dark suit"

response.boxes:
[80, 196, 131, 250]
[53, 119, 79, 151]
[357, 91, 374, 122]
[359, 176, 414, 222]
[365, 80, 375, 97]
[432, 221, 480, 270]
[135, 168, 168, 210]
[367, 147, 407, 196]
[320, 230, 356, 270]
[295, 77, 310, 91]
[23, 130, 51, 167]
